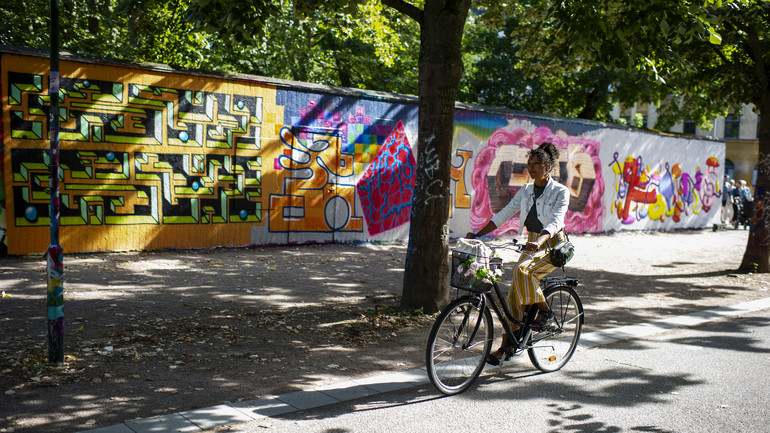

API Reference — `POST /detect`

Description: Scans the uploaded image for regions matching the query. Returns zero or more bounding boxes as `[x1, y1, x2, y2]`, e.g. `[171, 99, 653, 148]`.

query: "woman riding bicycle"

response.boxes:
[466, 141, 570, 366]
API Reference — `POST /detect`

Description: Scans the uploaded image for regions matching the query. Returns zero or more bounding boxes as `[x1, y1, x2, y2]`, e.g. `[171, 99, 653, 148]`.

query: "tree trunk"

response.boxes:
[88, 0, 99, 35]
[401, 0, 470, 313]
[577, 76, 613, 120]
[740, 92, 770, 272]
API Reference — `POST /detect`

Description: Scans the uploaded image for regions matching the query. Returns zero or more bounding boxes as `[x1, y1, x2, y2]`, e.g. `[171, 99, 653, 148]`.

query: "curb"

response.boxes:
[81, 297, 770, 433]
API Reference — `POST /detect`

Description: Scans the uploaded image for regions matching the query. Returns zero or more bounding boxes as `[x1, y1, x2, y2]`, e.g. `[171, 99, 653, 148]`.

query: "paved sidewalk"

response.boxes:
[82, 296, 770, 433]
[3, 228, 766, 432]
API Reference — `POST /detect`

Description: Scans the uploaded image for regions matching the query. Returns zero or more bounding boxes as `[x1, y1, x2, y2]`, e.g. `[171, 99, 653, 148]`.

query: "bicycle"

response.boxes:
[425, 239, 584, 395]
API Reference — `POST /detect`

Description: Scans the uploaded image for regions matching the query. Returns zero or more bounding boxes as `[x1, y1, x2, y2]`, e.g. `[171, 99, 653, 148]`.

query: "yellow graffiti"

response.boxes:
[450, 149, 473, 210]
[647, 191, 667, 221]
[270, 128, 362, 232]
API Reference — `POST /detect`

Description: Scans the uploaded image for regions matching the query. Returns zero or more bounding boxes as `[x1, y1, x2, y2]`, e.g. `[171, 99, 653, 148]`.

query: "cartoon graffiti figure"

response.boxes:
[652, 163, 676, 222]
[699, 156, 721, 212]
[614, 155, 657, 224]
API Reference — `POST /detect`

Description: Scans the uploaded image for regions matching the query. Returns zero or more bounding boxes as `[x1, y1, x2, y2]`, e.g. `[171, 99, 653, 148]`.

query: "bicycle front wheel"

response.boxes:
[528, 284, 583, 372]
[426, 295, 493, 395]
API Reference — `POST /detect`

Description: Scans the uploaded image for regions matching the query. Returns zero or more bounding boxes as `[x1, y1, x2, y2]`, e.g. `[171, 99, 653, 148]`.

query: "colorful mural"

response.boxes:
[467, 125, 605, 235]
[0, 50, 725, 255]
[608, 153, 722, 224]
[268, 92, 416, 241]
[3, 56, 272, 254]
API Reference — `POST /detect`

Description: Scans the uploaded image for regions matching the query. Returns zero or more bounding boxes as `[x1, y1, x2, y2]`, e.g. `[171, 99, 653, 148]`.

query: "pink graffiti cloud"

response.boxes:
[469, 125, 604, 236]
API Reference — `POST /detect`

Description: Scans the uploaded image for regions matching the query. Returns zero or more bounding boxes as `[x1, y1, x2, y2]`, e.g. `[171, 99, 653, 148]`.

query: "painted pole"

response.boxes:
[47, 0, 64, 364]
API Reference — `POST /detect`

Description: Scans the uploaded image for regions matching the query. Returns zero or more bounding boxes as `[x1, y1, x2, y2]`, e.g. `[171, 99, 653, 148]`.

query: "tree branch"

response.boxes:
[381, 0, 423, 25]
[722, 15, 766, 93]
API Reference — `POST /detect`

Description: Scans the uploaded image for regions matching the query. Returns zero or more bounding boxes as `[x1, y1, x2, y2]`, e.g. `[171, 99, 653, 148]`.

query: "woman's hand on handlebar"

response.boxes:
[523, 241, 539, 254]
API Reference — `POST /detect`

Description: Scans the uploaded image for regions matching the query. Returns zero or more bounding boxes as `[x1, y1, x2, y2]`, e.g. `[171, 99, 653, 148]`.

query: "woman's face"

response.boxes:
[527, 155, 549, 182]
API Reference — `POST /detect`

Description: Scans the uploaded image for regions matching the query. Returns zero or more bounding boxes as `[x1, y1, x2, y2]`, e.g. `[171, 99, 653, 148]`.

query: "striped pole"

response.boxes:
[47, 0, 64, 364]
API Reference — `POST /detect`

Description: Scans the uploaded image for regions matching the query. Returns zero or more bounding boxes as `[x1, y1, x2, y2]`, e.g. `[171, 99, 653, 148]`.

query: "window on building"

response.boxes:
[754, 164, 758, 187]
[725, 159, 735, 180]
[683, 120, 696, 135]
[724, 114, 740, 138]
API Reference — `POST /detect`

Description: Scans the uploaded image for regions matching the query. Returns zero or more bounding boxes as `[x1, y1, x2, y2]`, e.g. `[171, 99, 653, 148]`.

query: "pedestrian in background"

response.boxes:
[722, 179, 734, 223]
[738, 180, 752, 202]
[731, 180, 742, 223]
[738, 180, 754, 226]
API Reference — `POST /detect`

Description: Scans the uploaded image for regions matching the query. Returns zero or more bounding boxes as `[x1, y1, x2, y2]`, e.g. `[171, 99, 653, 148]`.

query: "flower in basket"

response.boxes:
[457, 257, 503, 285]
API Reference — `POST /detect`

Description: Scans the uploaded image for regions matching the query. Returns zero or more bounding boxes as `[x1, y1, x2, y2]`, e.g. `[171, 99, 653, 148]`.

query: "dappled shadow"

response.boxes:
[0, 230, 768, 432]
[272, 310, 770, 431]
[270, 355, 702, 432]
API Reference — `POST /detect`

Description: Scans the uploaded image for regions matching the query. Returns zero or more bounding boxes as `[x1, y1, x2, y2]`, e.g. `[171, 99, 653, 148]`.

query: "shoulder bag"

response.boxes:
[548, 232, 575, 268]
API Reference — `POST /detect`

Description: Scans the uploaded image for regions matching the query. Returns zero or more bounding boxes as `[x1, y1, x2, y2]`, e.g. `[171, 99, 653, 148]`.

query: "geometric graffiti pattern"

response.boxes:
[283, 97, 397, 175]
[7, 71, 263, 227]
[271, 93, 412, 234]
[357, 120, 416, 235]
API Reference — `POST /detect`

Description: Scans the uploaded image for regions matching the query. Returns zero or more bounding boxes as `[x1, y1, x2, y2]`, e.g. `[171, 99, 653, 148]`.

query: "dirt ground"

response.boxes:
[1, 228, 768, 433]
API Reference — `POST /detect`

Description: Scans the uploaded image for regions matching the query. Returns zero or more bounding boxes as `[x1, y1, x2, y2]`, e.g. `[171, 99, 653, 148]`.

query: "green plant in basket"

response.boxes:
[457, 256, 503, 285]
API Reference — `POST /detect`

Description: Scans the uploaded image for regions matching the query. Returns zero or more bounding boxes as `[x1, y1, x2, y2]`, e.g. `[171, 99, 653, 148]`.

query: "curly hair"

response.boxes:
[528, 141, 560, 173]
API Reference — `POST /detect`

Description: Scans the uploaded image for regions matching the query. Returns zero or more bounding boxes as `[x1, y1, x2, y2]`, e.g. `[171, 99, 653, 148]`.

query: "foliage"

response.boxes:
[461, 14, 620, 121]
[0, 0, 224, 68]
[0, 0, 50, 49]
[232, 1, 420, 93]
[0, 0, 419, 93]
[503, 0, 768, 129]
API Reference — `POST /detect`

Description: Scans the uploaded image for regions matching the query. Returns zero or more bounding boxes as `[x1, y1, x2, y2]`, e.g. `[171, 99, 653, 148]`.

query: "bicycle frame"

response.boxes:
[427, 241, 584, 394]
[452, 240, 580, 353]
[485, 280, 532, 351]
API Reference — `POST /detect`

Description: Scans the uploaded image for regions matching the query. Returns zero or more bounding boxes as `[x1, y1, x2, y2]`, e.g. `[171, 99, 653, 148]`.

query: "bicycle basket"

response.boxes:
[450, 250, 503, 293]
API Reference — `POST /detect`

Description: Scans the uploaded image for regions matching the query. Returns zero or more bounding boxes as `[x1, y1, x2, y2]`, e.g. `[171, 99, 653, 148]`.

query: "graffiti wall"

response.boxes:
[0, 50, 725, 255]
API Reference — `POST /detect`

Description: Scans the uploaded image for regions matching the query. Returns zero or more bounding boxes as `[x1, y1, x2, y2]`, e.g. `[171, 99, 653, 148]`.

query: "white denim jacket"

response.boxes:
[490, 177, 570, 237]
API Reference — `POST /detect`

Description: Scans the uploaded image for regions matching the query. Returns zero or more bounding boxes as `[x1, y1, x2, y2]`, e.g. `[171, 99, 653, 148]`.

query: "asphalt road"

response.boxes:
[214, 308, 770, 433]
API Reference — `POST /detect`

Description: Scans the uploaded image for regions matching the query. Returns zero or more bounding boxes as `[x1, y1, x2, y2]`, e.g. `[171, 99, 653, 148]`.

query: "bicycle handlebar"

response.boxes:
[460, 238, 524, 253]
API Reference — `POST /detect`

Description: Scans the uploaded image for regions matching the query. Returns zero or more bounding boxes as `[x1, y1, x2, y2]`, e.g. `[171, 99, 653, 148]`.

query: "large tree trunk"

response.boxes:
[401, 0, 470, 313]
[740, 92, 770, 272]
[739, 15, 770, 273]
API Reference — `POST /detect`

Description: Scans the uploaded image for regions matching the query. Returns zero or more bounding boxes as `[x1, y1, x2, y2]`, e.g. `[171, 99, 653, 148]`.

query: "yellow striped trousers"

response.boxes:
[508, 231, 567, 329]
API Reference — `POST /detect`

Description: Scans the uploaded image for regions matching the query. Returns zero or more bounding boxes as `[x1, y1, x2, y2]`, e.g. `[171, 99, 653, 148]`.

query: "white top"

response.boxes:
[490, 177, 570, 237]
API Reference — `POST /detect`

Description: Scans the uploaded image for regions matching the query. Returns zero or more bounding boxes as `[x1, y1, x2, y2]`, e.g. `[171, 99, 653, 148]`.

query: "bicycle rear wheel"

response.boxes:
[528, 285, 583, 372]
[426, 295, 493, 395]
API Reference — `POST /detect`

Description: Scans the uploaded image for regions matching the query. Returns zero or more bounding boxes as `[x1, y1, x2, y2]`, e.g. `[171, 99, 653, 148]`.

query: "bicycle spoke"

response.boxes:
[426, 296, 492, 395]
[528, 285, 583, 372]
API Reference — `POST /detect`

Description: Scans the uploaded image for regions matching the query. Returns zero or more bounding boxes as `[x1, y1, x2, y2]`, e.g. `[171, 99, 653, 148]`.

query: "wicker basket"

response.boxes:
[450, 250, 503, 293]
